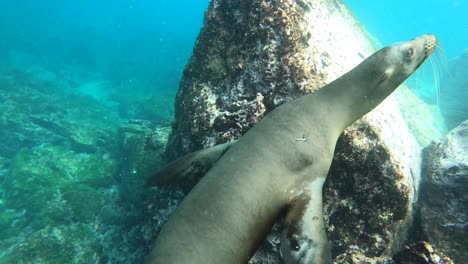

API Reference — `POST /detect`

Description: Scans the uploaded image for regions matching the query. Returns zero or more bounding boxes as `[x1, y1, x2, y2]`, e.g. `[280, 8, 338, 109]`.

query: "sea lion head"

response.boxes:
[379, 34, 436, 85]
[354, 34, 437, 107]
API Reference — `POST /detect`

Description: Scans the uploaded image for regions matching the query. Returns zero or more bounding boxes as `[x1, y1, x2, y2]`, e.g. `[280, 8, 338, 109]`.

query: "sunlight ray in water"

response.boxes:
[428, 56, 440, 105]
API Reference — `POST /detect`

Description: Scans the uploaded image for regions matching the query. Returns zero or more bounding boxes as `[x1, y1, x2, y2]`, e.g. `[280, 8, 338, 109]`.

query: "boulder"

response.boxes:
[393, 241, 454, 264]
[118, 120, 170, 204]
[164, 0, 376, 160]
[0, 67, 153, 263]
[323, 104, 422, 260]
[0, 224, 100, 264]
[0, 68, 119, 157]
[2, 143, 116, 230]
[420, 120, 468, 263]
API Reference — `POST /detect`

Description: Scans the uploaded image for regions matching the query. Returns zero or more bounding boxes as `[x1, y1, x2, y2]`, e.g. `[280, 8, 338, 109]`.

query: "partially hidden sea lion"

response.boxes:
[145, 34, 437, 264]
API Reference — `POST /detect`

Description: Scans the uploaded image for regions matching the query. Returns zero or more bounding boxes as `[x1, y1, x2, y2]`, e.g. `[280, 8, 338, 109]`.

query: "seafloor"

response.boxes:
[0, 62, 174, 263]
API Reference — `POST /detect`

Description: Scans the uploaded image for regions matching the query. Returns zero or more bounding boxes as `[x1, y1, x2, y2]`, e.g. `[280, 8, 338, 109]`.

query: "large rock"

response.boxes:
[0, 224, 100, 264]
[165, 0, 376, 160]
[394, 86, 446, 147]
[323, 102, 422, 261]
[117, 120, 170, 204]
[0, 68, 119, 157]
[153, 0, 425, 263]
[420, 120, 468, 263]
[393, 241, 454, 264]
[3, 144, 116, 230]
[0, 67, 155, 263]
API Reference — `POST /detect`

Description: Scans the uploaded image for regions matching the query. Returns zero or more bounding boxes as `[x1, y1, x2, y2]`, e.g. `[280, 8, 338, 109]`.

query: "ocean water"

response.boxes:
[345, 0, 468, 131]
[345, 0, 467, 59]
[0, 0, 466, 263]
[0, 0, 208, 120]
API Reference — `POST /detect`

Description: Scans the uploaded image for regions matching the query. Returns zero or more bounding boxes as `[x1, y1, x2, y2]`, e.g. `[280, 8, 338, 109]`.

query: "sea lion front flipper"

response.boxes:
[280, 179, 332, 264]
[146, 140, 237, 192]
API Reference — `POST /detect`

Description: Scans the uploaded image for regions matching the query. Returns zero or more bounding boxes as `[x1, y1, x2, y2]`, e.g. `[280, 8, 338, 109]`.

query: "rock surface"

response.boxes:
[0, 67, 174, 263]
[393, 241, 454, 264]
[156, 0, 428, 262]
[420, 120, 468, 263]
[323, 103, 422, 260]
[0, 224, 101, 264]
[165, 0, 376, 160]
[394, 86, 446, 147]
[0, 69, 119, 157]
[118, 120, 170, 204]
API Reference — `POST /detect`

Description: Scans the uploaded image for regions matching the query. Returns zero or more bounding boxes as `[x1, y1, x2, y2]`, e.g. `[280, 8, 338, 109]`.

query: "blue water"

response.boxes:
[0, 0, 466, 263]
[1, 0, 465, 100]
[0, 1, 209, 262]
[0, 0, 208, 96]
[345, 0, 467, 129]
[344, 0, 467, 59]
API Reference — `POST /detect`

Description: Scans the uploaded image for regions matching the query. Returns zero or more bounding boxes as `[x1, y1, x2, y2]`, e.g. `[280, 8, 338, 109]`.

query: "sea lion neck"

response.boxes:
[301, 33, 434, 132]
[299, 51, 390, 133]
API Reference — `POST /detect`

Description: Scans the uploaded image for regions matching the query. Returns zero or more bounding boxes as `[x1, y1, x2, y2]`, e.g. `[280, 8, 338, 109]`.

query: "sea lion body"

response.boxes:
[145, 34, 437, 264]
[148, 97, 337, 263]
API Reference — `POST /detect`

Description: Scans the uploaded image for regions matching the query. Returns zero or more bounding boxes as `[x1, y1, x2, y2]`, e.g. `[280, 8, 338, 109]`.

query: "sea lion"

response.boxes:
[145, 140, 237, 193]
[145, 34, 437, 264]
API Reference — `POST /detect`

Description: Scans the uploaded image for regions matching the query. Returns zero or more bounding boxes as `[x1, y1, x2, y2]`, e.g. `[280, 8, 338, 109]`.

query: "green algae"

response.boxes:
[3, 144, 116, 228]
[118, 123, 169, 204]
[0, 224, 100, 264]
[61, 184, 105, 223]
[0, 63, 174, 263]
[0, 70, 120, 157]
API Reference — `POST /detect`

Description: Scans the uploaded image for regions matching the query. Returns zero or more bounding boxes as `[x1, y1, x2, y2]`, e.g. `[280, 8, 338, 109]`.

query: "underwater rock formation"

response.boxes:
[394, 85, 446, 147]
[157, 0, 427, 262]
[118, 120, 170, 204]
[440, 51, 468, 130]
[0, 224, 101, 264]
[323, 107, 422, 261]
[3, 144, 116, 228]
[420, 120, 467, 263]
[0, 69, 119, 157]
[0, 68, 160, 263]
[0, 143, 123, 263]
[393, 241, 454, 264]
[165, 0, 376, 160]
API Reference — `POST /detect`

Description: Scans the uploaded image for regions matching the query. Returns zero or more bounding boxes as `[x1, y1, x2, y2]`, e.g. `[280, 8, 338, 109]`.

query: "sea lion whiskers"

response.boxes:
[428, 55, 441, 105]
[419, 34, 440, 104]
[430, 44, 449, 105]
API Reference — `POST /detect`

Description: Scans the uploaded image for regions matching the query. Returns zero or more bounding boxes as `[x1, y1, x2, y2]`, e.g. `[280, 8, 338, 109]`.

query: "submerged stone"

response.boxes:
[3, 143, 115, 229]
[118, 120, 170, 204]
[0, 224, 100, 264]
[393, 241, 454, 264]
[420, 120, 468, 263]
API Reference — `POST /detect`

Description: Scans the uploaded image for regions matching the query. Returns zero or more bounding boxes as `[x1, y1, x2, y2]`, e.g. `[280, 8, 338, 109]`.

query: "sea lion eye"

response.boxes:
[405, 48, 414, 57]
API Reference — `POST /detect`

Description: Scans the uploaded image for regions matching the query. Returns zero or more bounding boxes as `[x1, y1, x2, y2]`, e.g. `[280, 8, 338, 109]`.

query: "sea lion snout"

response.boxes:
[423, 34, 437, 57]
[381, 34, 437, 85]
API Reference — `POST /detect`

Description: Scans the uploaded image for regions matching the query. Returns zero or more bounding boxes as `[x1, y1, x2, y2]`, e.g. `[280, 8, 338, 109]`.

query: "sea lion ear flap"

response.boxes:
[145, 140, 237, 192]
